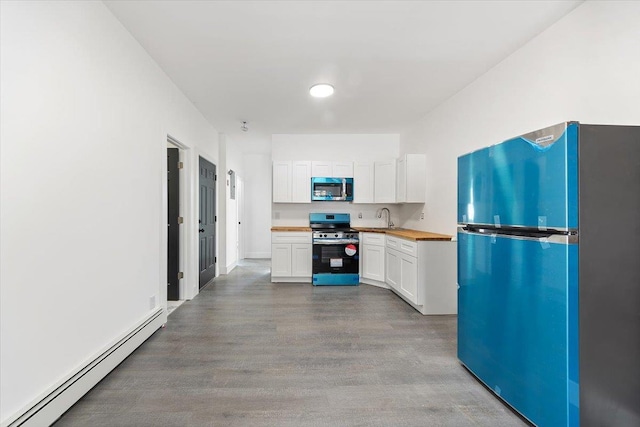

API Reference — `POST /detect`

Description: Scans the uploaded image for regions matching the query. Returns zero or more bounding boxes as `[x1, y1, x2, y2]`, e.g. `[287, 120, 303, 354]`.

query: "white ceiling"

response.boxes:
[104, 0, 582, 148]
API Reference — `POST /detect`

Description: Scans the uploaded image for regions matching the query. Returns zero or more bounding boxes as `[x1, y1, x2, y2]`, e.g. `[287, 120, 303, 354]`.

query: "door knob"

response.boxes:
[199, 228, 205, 233]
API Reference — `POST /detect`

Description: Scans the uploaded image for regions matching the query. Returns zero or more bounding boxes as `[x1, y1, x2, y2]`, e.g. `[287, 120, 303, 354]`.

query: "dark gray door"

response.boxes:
[167, 148, 180, 301]
[199, 157, 216, 288]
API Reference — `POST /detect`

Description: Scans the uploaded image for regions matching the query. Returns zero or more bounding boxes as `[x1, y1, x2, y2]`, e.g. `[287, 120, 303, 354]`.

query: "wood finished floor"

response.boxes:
[54, 259, 526, 427]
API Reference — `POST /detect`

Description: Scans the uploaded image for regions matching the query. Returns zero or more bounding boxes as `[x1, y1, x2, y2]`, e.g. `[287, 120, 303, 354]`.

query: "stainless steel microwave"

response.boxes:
[311, 177, 353, 201]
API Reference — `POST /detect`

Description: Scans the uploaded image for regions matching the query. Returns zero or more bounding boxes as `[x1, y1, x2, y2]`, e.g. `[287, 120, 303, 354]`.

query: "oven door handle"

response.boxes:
[313, 239, 359, 245]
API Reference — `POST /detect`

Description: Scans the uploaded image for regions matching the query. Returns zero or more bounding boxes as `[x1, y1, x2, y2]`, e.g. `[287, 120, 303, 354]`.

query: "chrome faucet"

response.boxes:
[378, 207, 394, 229]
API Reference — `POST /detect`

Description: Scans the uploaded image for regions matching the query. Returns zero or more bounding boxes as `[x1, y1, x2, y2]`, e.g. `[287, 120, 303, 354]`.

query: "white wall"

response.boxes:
[271, 134, 401, 229]
[399, 1, 640, 235]
[0, 2, 219, 423]
[243, 153, 272, 258]
[224, 134, 244, 272]
[272, 202, 399, 228]
[272, 134, 399, 161]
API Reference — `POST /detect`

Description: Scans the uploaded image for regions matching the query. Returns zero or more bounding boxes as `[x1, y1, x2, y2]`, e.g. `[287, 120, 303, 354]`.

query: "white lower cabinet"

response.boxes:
[385, 247, 400, 288]
[361, 232, 387, 287]
[386, 247, 418, 304]
[362, 244, 385, 282]
[271, 232, 312, 283]
[399, 251, 418, 302]
[271, 244, 292, 277]
[291, 244, 312, 277]
[384, 235, 457, 314]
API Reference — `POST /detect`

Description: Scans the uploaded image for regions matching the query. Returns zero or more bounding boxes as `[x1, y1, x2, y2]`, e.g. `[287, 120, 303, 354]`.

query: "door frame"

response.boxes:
[160, 134, 219, 313]
[164, 136, 190, 301]
[166, 144, 181, 300]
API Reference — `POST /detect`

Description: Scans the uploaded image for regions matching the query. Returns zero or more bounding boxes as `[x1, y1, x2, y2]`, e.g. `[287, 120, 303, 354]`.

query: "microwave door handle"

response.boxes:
[342, 178, 346, 197]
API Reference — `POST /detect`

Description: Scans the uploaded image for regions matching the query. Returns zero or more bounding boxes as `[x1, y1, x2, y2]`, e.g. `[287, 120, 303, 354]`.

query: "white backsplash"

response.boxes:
[272, 202, 399, 228]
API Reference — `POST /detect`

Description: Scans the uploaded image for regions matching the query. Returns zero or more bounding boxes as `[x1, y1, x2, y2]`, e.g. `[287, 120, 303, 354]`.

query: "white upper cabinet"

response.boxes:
[374, 159, 396, 203]
[273, 161, 292, 203]
[274, 155, 422, 204]
[332, 162, 353, 178]
[291, 161, 311, 203]
[396, 156, 406, 202]
[311, 161, 331, 177]
[273, 161, 311, 203]
[353, 161, 374, 203]
[396, 154, 426, 203]
[312, 161, 353, 178]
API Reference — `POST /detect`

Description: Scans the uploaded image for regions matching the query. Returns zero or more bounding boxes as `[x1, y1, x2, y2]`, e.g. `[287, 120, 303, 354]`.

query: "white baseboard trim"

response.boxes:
[3, 308, 165, 427]
[244, 252, 271, 259]
[360, 278, 390, 289]
[222, 260, 237, 275]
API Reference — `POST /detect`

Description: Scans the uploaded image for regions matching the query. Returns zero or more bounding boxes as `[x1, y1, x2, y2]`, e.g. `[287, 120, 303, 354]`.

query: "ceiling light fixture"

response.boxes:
[309, 83, 334, 98]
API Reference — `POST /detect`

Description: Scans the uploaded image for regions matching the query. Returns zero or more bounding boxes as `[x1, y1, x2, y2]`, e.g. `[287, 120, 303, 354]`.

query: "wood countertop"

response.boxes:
[353, 227, 453, 241]
[270, 226, 452, 241]
[271, 226, 312, 232]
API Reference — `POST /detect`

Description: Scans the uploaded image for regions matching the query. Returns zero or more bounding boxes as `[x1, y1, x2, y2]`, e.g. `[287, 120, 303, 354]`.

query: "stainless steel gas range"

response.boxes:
[310, 213, 359, 286]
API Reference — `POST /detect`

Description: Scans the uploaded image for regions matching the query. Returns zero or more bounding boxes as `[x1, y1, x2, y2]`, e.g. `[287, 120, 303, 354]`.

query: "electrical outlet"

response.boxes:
[149, 295, 157, 309]
[358, 212, 362, 219]
[420, 212, 425, 220]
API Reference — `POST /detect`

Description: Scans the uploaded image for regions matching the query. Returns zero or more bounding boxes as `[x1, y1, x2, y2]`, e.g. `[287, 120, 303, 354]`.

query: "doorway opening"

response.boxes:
[236, 175, 244, 263]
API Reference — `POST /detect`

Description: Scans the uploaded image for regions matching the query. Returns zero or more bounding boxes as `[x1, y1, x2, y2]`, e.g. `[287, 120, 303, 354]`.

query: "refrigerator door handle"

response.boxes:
[457, 226, 578, 244]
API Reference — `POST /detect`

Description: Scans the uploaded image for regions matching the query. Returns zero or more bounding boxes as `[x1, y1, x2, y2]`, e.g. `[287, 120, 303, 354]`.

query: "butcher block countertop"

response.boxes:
[271, 226, 312, 232]
[353, 227, 453, 241]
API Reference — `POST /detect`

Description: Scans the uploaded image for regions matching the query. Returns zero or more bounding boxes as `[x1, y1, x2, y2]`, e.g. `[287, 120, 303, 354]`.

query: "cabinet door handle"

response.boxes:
[199, 228, 205, 233]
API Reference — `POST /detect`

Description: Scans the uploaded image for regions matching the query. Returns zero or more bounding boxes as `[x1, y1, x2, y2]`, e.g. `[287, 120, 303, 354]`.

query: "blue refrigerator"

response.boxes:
[457, 122, 640, 427]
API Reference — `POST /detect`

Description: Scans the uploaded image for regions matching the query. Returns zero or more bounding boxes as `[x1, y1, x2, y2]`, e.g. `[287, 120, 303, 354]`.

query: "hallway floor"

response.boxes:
[54, 260, 526, 427]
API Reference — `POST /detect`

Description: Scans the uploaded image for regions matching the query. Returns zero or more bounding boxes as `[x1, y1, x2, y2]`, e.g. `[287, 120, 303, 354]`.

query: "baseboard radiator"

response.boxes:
[4, 308, 164, 427]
